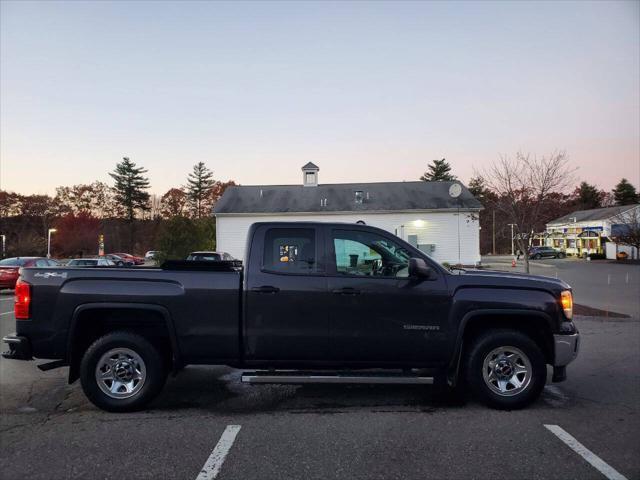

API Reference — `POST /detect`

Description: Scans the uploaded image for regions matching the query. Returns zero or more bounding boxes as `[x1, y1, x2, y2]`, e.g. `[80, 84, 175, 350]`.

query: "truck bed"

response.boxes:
[17, 265, 243, 364]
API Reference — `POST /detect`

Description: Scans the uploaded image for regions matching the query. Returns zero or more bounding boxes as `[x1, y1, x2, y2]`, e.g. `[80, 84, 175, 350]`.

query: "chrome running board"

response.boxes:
[241, 371, 434, 385]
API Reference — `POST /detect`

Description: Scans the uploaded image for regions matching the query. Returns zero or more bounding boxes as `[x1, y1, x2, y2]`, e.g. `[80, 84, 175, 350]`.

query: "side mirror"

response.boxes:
[409, 257, 432, 279]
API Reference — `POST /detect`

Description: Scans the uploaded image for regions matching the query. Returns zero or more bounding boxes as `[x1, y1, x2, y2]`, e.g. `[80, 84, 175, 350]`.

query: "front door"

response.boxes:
[326, 226, 450, 365]
[244, 225, 329, 362]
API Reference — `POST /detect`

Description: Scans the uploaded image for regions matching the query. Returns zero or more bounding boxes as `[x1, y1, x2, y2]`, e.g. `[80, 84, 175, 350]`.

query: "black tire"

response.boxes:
[80, 331, 167, 412]
[533, 253, 541, 260]
[465, 329, 546, 410]
[558, 253, 566, 259]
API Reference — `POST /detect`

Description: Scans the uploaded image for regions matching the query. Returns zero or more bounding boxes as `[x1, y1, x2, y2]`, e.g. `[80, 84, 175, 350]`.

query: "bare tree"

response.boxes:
[479, 151, 576, 273]
[611, 205, 640, 259]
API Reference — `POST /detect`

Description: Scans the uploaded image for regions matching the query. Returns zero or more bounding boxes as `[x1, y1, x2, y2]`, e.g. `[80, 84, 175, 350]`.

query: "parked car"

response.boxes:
[2, 222, 579, 412]
[0, 257, 59, 289]
[103, 254, 134, 267]
[144, 251, 160, 261]
[67, 258, 116, 267]
[528, 246, 566, 259]
[186, 251, 235, 261]
[111, 253, 145, 265]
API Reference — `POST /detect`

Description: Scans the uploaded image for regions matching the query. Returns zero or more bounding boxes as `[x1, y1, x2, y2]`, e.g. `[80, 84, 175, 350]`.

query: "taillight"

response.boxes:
[14, 279, 31, 320]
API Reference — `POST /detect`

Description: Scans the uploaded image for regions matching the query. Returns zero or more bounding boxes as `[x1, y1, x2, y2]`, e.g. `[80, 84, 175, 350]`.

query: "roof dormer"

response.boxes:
[302, 162, 319, 187]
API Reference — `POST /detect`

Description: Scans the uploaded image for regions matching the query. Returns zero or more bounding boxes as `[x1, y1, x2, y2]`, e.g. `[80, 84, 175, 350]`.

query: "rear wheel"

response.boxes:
[465, 329, 546, 409]
[80, 331, 167, 412]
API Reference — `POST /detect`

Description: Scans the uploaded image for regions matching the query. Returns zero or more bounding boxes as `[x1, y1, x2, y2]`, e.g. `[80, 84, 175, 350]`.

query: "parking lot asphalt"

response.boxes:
[1, 259, 639, 480]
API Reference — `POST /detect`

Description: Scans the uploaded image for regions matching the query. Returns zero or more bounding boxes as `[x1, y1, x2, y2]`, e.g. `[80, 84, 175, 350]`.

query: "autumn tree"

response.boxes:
[160, 188, 188, 218]
[480, 151, 576, 273]
[420, 158, 456, 182]
[55, 181, 120, 218]
[612, 178, 639, 206]
[201, 180, 237, 215]
[51, 212, 101, 257]
[185, 162, 215, 218]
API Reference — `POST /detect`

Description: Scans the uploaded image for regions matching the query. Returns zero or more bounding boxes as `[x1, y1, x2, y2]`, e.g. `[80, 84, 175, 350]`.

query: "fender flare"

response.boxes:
[446, 308, 555, 386]
[67, 302, 181, 383]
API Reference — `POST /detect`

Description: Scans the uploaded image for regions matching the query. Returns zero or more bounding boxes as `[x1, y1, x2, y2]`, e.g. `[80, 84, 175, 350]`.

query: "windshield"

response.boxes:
[187, 253, 222, 261]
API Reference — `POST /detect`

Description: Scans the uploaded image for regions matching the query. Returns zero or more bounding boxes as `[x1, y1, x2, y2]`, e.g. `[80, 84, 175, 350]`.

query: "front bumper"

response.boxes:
[2, 334, 33, 360]
[553, 333, 580, 367]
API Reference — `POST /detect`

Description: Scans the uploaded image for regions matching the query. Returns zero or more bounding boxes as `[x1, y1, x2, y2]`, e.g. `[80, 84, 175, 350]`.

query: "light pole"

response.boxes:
[448, 183, 462, 265]
[0, 234, 5, 258]
[508, 224, 517, 256]
[47, 228, 57, 259]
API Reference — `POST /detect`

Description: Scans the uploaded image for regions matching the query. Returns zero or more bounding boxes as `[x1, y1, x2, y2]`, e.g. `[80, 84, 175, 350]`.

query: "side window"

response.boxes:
[332, 229, 410, 278]
[35, 259, 49, 267]
[263, 228, 317, 274]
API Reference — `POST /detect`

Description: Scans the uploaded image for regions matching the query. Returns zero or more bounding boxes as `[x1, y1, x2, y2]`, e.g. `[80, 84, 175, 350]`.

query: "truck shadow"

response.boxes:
[152, 366, 467, 414]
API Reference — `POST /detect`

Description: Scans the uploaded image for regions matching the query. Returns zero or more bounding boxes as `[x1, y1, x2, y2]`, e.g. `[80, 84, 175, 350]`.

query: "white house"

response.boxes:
[213, 163, 483, 265]
[545, 204, 640, 259]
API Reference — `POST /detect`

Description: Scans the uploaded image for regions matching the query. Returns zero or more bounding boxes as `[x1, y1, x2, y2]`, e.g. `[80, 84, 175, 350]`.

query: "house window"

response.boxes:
[305, 172, 316, 184]
[354, 191, 364, 204]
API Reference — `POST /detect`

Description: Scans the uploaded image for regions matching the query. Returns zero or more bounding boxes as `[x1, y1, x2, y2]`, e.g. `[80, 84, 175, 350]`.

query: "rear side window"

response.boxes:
[0, 258, 26, 266]
[263, 228, 318, 274]
[35, 259, 49, 267]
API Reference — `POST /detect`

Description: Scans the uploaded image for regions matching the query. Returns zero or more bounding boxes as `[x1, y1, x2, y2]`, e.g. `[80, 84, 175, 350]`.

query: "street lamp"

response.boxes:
[0, 234, 5, 258]
[508, 224, 517, 256]
[47, 228, 57, 259]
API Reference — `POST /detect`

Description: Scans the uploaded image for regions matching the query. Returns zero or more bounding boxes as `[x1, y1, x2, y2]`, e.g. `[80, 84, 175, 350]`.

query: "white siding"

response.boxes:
[216, 211, 480, 265]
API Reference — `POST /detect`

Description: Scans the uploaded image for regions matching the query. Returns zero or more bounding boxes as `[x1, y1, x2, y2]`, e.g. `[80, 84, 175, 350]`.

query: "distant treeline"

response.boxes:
[0, 159, 235, 258]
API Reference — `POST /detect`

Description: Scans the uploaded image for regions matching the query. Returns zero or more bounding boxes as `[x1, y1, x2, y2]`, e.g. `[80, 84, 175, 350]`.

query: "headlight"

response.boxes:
[560, 290, 573, 320]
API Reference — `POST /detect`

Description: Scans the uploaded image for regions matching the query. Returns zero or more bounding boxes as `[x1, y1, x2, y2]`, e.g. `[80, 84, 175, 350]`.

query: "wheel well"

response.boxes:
[462, 314, 554, 364]
[68, 308, 174, 383]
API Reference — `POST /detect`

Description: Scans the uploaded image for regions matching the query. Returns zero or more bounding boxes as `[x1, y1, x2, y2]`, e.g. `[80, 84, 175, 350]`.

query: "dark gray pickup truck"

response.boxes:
[3, 222, 579, 412]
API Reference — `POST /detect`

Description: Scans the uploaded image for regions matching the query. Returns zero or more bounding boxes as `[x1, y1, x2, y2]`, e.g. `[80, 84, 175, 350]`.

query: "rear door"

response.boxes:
[244, 225, 329, 362]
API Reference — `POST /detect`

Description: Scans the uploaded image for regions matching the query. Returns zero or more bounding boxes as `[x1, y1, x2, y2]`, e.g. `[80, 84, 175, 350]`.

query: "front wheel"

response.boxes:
[80, 331, 167, 412]
[533, 254, 541, 260]
[465, 329, 546, 410]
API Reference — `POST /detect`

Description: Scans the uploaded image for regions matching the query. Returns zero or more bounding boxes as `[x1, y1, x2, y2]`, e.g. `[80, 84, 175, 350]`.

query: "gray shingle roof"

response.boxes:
[301, 162, 319, 170]
[213, 181, 482, 214]
[548, 204, 640, 225]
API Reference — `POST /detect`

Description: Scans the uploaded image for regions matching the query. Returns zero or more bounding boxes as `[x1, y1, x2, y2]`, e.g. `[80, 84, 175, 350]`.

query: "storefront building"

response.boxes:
[544, 205, 640, 258]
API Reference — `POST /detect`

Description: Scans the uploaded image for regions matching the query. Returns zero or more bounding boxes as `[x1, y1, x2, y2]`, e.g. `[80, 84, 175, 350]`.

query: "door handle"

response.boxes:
[251, 286, 280, 294]
[332, 287, 361, 295]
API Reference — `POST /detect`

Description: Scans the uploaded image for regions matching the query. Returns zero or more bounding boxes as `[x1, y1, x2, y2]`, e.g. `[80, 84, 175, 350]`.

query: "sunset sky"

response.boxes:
[1, 0, 638, 195]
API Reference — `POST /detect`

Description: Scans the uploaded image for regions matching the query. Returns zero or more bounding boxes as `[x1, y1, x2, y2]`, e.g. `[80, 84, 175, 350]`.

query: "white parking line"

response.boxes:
[0, 297, 14, 302]
[195, 425, 241, 480]
[0, 311, 13, 316]
[544, 425, 628, 480]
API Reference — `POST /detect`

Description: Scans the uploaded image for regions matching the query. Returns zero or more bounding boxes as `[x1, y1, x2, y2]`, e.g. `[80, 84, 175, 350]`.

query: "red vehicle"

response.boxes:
[0, 257, 60, 289]
[111, 253, 145, 265]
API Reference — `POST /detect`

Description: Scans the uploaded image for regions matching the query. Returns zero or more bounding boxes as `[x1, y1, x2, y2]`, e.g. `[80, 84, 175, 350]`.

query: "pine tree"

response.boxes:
[612, 178, 639, 206]
[109, 157, 150, 221]
[109, 157, 150, 251]
[185, 162, 215, 218]
[420, 158, 457, 182]
[574, 181, 603, 210]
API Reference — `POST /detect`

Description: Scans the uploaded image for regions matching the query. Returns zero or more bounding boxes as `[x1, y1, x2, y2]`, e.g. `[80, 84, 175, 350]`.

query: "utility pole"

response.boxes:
[492, 210, 496, 255]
